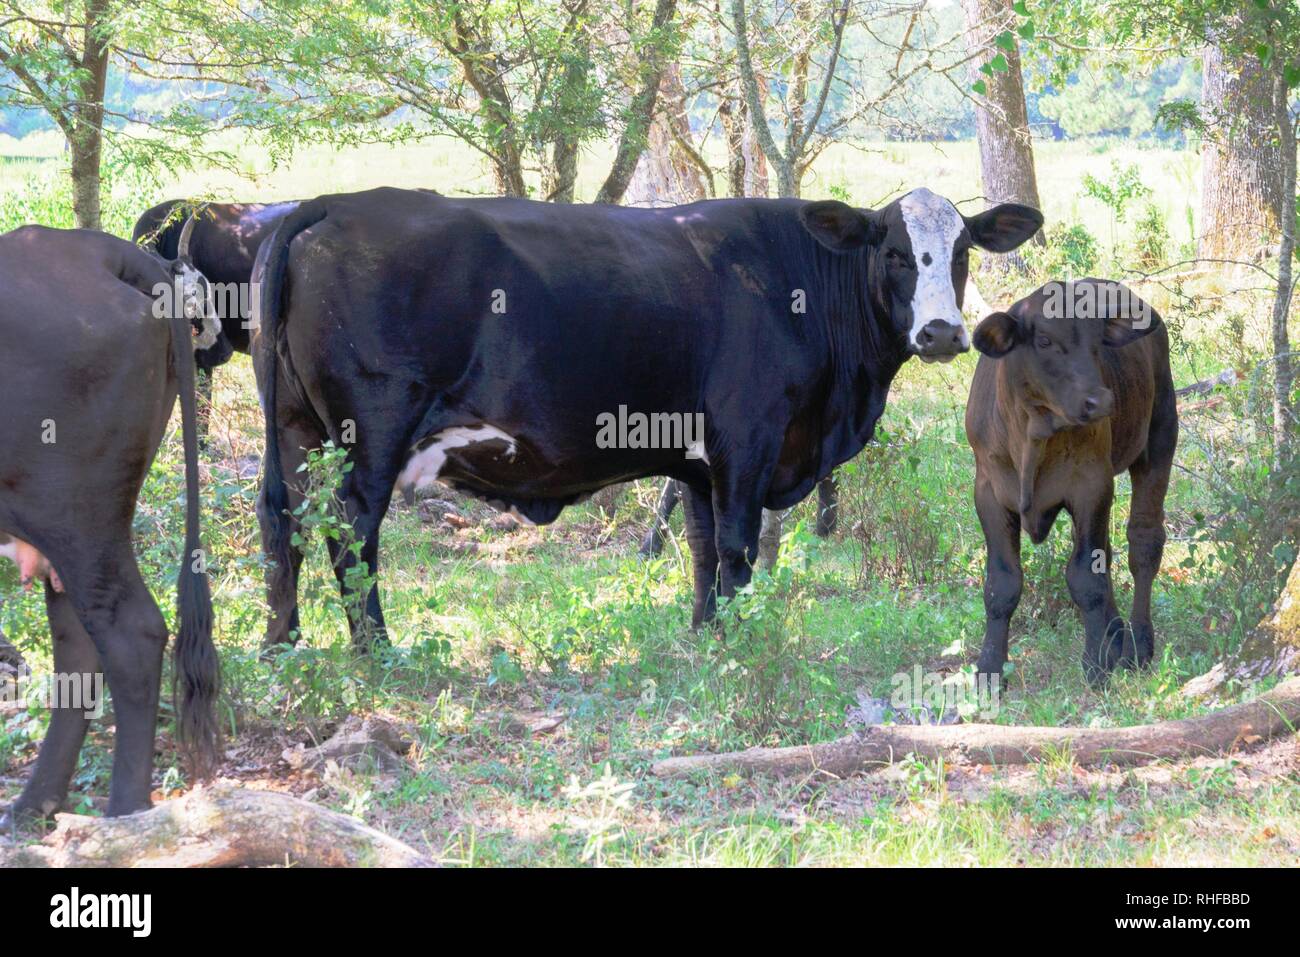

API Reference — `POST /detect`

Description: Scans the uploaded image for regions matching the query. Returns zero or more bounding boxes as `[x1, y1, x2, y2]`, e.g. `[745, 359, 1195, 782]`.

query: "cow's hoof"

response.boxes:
[1125, 621, 1155, 670]
[1, 794, 62, 833]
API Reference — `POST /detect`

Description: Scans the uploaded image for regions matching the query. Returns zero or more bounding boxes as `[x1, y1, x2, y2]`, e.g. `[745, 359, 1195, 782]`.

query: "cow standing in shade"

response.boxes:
[966, 279, 1177, 686]
[0, 226, 221, 822]
[252, 186, 1042, 649]
[133, 200, 301, 443]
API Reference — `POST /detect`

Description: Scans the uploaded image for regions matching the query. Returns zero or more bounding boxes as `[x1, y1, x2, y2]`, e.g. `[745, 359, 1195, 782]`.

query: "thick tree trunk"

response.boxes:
[961, 0, 1043, 268]
[1199, 27, 1285, 260]
[625, 63, 707, 207]
[594, 0, 678, 205]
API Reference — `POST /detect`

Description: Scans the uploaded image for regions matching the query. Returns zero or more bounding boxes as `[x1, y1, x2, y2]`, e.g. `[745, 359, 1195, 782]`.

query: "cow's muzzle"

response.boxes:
[915, 320, 969, 362]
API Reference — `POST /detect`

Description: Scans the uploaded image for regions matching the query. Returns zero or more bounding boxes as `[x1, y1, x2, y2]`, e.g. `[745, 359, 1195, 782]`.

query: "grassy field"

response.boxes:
[1, 133, 1297, 866]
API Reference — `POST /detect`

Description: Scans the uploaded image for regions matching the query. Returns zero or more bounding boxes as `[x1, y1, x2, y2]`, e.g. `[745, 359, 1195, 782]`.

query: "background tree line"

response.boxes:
[0, 0, 1295, 458]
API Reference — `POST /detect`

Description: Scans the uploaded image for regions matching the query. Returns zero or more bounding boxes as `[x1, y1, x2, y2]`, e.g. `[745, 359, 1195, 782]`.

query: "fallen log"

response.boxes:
[651, 675, 1300, 780]
[8, 781, 435, 867]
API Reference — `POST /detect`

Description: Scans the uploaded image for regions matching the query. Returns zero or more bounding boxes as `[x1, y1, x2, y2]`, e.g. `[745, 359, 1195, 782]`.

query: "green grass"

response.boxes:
[1, 133, 1296, 867]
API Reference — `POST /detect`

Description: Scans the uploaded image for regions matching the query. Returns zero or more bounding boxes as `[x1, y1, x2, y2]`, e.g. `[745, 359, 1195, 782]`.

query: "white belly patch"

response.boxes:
[395, 425, 518, 498]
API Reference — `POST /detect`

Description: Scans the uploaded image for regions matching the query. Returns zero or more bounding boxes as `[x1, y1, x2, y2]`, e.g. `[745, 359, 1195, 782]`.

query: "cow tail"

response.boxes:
[168, 290, 222, 780]
[252, 200, 328, 636]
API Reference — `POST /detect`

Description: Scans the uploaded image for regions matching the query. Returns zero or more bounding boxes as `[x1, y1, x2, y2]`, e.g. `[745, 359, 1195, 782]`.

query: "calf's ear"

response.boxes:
[1099, 284, 1161, 348]
[965, 203, 1044, 253]
[973, 311, 1021, 358]
[800, 201, 882, 252]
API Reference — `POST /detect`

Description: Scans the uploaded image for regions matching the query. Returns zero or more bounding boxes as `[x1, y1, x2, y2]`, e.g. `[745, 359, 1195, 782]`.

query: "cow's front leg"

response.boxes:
[682, 485, 719, 627]
[710, 469, 769, 602]
[974, 480, 1023, 682]
[1066, 481, 1124, 686]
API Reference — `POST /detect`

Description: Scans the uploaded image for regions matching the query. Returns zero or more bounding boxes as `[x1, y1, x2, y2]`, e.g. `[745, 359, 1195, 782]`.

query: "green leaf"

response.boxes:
[971, 79, 987, 96]
[990, 52, 1010, 73]
[1286, 65, 1300, 89]
[995, 30, 1016, 52]
[1013, 0, 1030, 14]
[1017, 21, 1035, 40]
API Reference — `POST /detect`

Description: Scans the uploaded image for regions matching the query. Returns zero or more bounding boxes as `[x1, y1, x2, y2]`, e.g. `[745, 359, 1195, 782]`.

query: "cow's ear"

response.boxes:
[800, 201, 876, 252]
[973, 311, 1021, 358]
[965, 203, 1044, 253]
[1100, 284, 1161, 347]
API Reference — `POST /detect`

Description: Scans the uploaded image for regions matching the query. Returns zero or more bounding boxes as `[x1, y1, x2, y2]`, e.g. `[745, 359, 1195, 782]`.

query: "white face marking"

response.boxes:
[898, 188, 970, 351]
[0, 538, 18, 565]
[395, 425, 518, 497]
[176, 262, 220, 349]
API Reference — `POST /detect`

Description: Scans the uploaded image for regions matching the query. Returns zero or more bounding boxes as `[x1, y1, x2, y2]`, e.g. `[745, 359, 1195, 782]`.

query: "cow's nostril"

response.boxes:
[1084, 396, 1100, 414]
[919, 328, 935, 346]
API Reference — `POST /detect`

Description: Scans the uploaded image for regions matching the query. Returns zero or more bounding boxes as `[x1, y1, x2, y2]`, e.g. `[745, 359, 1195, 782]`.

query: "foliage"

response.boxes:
[1026, 220, 1101, 279]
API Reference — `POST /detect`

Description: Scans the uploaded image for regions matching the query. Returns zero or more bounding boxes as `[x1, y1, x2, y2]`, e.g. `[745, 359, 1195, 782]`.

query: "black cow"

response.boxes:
[133, 200, 299, 361]
[253, 187, 1042, 648]
[0, 226, 220, 821]
[134, 200, 300, 441]
[966, 280, 1177, 685]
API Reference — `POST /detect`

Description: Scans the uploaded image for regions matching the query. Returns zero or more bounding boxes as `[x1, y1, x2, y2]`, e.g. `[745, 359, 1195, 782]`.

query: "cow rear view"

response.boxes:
[965, 279, 1178, 686]
[0, 226, 220, 821]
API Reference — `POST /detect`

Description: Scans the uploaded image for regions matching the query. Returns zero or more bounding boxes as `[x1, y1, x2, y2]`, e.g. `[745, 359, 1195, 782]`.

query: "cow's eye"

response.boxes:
[886, 248, 909, 266]
[1035, 334, 1051, 350]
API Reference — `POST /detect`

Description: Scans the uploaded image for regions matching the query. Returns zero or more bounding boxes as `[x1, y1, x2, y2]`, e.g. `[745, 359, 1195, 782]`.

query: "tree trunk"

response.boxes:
[448, 9, 529, 198]
[68, 0, 111, 231]
[1198, 24, 1285, 260]
[720, 82, 769, 199]
[731, 0, 798, 198]
[961, 0, 1043, 268]
[625, 63, 707, 207]
[1270, 75, 1297, 469]
[963, 0, 1042, 214]
[594, 0, 678, 205]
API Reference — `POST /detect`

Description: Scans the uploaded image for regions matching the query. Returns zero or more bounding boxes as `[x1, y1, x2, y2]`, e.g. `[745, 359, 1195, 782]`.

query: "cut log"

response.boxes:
[8, 782, 435, 868]
[651, 676, 1300, 779]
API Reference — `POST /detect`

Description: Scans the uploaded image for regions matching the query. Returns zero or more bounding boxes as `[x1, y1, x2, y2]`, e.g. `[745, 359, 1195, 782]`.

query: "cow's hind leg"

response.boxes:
[1126, 420, 1175, 670]
[682, 486, 719, 627]
[20, 539, 166, 817]
[639, 478, 681, 558]
[816, 474, 838, 537]
[258, 417, 324, 651]
[974, 480, 1023, 682]
[5, 582, 101, 822]
[327, 447, 399, 651]
[1066, 481, 1125, 686]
